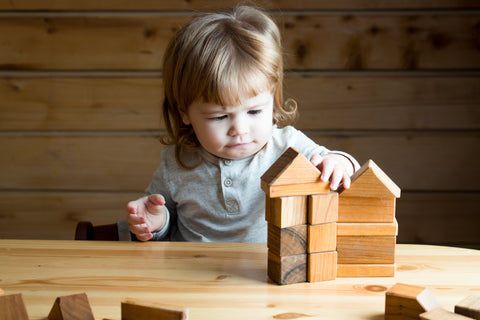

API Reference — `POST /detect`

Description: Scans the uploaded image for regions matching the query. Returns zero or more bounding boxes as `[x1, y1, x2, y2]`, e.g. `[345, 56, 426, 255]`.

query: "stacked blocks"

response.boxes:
[261, 147, 401, 285]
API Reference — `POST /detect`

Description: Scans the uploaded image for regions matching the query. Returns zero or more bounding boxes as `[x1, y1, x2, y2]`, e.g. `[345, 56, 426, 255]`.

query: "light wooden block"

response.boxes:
[261, 147, 330, 198]
[268, 251, 307, 285]
[385, 283, 442, 320]
[455, 296, 480, 320]
[308, 192, 338, 224]
[122, 298, 188, 320]
[307, 223, 337, 253]
[308, 251, 337, 282]
[340, 159, 401, 199]
[266, 196, 307, 228]
[48, 293, 95, 320]
[421, 308, 474, 320]
[337, 264, 395, 277]
[268, 223, 307, 256]
[0, 293, 29, 320]
[337, 235, 395, 264]
[338, 196, 396, 223]
[337, 220, 398, 236]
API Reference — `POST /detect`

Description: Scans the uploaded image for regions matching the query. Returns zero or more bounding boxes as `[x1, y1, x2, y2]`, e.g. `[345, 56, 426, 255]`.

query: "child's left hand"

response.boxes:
[310, 154, 354, 190]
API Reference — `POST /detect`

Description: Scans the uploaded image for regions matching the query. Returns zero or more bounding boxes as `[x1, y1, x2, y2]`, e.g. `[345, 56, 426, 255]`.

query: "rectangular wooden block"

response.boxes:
[421, 308, 474, 320]
[337, 236, 395, 264]
[338, 196, 396, 223]
[268, 250, 307, 285]
[122, 298, 188, 320]
[268, 223, 307, 256]
[308, 192, 338, 224]
[266, 195, 307, 228]
[308, 251, 337, 282]
[337, 264, 395, 277]
[262, 181, 330, 198]
[0, 293, 29, 320]
[455, 296, 480, 320]
[307, 223, 337, 253]
[337, 220, 398, 236]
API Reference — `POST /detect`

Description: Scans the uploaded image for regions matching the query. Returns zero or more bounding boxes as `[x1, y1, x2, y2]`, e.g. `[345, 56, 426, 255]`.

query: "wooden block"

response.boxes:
[268, 223, 307, 256]
[337, 235, 395, 264]
[338, 196, 396, 223]
[337, 264, 395, 277]
[385, 283, 442, 319]
[307, 223, 337, 253]
[48, 293, 94, 320]
[455, 296, 480, 320]
[421, 308, 474, 320]
[308, 192, 338, 224]
[308, 251, 337, 282]
[268, 250, 307, 285]
[337, 220, 398, 236]
[266, 196, 308, 228]
[122, 298, 188, 320]
[340, 159, 401, 199]
[0, 294, 29, 320]
[261, 147, 330, 198]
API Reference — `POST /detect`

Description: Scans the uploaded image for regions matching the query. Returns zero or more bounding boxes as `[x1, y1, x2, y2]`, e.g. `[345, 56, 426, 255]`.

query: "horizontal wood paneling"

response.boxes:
[1, 1, 479, 10]
[0, 134, 478, 191]
[0, 192, 141, 240]
[1, 13, 479, 70]
[2, 75, 478, 131]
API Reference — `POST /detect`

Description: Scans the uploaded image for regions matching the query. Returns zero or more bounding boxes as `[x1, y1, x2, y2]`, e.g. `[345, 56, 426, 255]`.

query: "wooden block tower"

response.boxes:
[262, 147, 401, 284]
[261, 147, 334, 285]
[337, 159, 401, 277]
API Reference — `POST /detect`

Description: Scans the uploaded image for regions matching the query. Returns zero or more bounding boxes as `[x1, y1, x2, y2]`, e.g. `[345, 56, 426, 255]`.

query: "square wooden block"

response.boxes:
[268, 250, 307, 285]
[308, 251, 337, 282]
[0, 294, 29, 320]
[307, 223, 337, 253]
[266, 195, 308, 228]
[308, 192, 338, 225]
[268, 223, 307, 257]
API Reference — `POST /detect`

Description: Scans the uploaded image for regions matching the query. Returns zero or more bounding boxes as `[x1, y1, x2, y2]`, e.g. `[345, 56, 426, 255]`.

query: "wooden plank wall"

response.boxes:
[0, 1, 479, 247]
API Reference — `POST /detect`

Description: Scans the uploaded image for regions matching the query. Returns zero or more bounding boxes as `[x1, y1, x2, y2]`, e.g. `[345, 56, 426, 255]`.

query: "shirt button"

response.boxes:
[224, 178, 233, 187]
[223, 159, 232, 166]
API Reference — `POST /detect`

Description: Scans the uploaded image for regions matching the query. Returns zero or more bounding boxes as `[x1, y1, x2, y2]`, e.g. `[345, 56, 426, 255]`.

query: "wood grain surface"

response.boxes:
[1, 240, 479, 320]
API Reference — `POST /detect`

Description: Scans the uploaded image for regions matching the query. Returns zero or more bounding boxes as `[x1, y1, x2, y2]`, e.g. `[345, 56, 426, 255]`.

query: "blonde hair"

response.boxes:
[161, 6, 297, 167]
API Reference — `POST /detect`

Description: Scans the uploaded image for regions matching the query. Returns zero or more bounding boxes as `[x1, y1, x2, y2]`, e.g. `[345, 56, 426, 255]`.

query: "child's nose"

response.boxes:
[228, 117, 248, 136]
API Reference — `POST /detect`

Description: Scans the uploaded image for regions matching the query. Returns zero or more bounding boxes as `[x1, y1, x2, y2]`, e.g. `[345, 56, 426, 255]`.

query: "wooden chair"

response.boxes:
[75, 220, 134, 241]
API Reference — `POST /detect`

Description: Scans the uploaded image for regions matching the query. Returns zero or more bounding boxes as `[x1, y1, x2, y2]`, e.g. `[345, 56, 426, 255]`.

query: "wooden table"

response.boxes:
[1, 240, 479, 320]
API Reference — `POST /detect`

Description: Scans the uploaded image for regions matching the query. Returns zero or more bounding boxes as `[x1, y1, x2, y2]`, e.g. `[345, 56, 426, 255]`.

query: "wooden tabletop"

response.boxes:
[1, 240, 479, 320]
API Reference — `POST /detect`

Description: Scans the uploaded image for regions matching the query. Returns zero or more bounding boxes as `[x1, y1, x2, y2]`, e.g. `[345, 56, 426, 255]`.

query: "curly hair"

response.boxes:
[161, 6, 297, 168]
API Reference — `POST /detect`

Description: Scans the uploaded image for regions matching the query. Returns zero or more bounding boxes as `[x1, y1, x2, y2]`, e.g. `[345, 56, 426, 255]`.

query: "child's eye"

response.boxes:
[248, 109, 262, 116]
[210, 115, 227, 121]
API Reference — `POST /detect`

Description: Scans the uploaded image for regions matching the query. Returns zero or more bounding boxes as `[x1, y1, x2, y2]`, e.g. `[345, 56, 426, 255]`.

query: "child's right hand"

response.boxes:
[126, 194, 168, 241]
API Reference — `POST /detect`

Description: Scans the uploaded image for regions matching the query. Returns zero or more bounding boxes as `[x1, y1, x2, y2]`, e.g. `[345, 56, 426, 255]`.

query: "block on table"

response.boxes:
[385, 283, 442, 320]
[455, 296, 480, 320]
[268, 223, 307, 256]
[421, 308, 475, 320]
[337, 263, 395, 277]
[268, 251, 307, 285]
[122, 298, 188, 320]
[48, 292, 94, 320]
[308, 192, 338, 225]
[307, 223, 337, 253]
[337, 235, 395, 264]
[0, 293, 29, 320]
[308, 251, 337, 282]
[266, 196, 307, 228]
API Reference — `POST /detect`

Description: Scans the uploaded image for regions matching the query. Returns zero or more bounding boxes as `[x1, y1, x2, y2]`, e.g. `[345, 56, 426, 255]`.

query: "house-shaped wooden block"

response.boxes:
[261, 147, 330, 198]
[339, 159, 401, 223]
[385, 283, 442, 320]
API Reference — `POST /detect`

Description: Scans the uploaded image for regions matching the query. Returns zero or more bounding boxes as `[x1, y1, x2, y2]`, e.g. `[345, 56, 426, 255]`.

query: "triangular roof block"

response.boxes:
[386, 283, 442, 317]
[261, 147, 330, 198]
[340, 159, 400, 198]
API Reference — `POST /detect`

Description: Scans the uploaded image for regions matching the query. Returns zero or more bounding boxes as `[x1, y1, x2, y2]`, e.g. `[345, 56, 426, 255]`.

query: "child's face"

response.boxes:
[181, 91, 274, 160]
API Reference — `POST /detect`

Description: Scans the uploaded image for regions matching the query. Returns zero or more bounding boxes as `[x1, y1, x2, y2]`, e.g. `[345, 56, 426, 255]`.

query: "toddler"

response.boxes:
[126, 6, 359, 242]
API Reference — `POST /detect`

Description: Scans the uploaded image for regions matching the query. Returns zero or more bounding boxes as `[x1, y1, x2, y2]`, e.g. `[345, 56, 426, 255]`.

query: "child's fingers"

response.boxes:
[145, 194, 166, 214]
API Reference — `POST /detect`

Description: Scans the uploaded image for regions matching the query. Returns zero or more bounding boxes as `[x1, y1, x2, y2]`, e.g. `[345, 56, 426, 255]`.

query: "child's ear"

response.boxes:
[179, 108, 191, 125]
